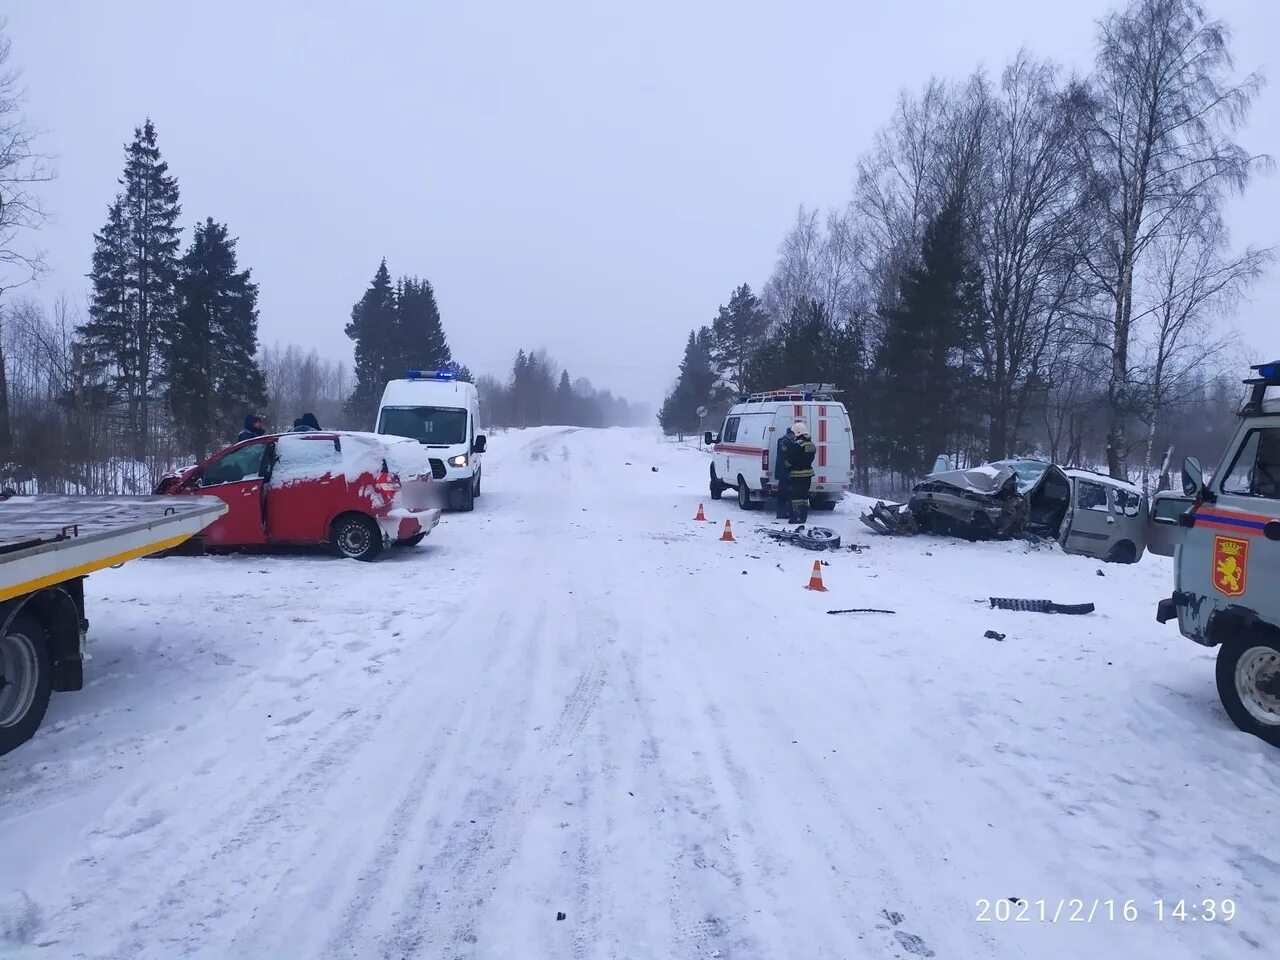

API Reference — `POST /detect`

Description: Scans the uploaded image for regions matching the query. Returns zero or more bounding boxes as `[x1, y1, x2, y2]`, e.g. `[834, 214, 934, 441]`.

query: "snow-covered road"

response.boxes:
[3, 426, 1278, 959]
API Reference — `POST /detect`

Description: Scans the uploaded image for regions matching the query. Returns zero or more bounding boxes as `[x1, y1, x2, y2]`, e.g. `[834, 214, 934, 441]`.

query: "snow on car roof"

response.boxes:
[271, 431, 433, 483]
[1063, 468, 1144, 495]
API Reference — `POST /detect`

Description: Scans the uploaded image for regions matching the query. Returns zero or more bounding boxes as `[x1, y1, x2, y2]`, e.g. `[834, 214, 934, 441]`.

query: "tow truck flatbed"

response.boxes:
[0, 495, 227, 755]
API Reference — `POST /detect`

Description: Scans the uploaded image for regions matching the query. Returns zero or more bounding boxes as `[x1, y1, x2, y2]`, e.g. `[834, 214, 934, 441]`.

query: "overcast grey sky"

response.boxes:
[6, 0, 1277, 404]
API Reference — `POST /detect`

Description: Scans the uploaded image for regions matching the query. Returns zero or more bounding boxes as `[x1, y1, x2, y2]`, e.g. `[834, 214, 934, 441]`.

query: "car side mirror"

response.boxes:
[473, 435, 487, 454]
[704, 431, 716, 446]
[1181, 457, 1205, 498]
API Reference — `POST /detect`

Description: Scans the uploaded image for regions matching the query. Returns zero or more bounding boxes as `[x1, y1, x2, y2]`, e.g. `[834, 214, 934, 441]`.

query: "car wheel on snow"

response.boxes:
[796, 526, 841, 550]
[395, 532, 427, 548]
[451, 481, 475, 512]
[331, 514, 384, 562]
[473, 470, 481, 498]
[737, 476, 756, 511]
[0, 613, 52, 758]
[1216, 630, 1280, 747]
[1105, 540, 1137, 564]
[709, 464, 725, 501]
[810, 498, 838, 512]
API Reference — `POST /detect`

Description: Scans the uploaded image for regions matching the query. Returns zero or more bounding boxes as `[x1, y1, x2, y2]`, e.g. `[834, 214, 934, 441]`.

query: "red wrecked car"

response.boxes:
[155, 431, 443, 560]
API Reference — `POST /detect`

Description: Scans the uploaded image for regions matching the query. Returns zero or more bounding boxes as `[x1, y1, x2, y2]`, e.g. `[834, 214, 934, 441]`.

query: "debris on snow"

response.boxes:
[988, 597, 1096, 615]
[827, 608, 897, 615]
[984, 630, 1007, 641]
[762, 526, 841, 551]
[860, 501, 917, 537]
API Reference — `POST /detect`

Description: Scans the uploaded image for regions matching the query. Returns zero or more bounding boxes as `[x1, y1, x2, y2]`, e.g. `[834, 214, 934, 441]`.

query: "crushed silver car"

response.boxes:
[869, 457, 1149, 563]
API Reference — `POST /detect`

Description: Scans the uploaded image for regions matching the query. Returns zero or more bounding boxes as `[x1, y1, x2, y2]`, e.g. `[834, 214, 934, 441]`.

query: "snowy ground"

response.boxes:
[2, 426, 1278, 960]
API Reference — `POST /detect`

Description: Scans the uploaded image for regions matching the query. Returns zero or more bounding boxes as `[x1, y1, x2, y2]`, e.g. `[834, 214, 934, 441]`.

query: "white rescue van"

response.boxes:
[376, 369, 486, 511]
[704, 384, 855, 512]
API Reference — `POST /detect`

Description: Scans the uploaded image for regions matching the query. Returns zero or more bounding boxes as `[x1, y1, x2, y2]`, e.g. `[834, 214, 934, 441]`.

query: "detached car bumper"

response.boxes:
[379, 507, 442, 542]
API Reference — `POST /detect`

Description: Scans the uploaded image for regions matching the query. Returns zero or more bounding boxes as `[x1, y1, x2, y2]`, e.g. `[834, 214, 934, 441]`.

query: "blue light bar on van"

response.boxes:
[404, 368, 455, 381]
[1257, 361, 1280, 381]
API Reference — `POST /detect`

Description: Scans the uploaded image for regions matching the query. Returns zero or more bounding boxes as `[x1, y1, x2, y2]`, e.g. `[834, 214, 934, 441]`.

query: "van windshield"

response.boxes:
[378, 406, 468, 445]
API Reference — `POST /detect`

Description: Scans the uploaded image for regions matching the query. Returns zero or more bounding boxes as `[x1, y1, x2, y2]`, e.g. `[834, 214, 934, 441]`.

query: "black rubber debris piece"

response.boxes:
[827, 608, 896, 615]
[988, 597, 1095, 615]
[556, 912, 567, 921]
[984, 630, 1006, 641]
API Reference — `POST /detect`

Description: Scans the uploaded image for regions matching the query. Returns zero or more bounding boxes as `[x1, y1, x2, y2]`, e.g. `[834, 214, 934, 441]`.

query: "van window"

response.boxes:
[378, 406, 468, 445]
[1076, 480, 1109, 512]
[722, 416, 741, 443]
[1220, 428, 1280, 497]
[1112, 487, 1142, 517]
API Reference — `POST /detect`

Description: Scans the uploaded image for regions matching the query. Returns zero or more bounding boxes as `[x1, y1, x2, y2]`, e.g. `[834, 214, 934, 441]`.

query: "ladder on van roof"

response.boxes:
[739, 383, 842, 404]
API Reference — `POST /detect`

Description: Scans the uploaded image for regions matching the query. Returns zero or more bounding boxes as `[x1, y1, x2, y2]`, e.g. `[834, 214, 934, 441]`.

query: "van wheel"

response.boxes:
[0, 613, 53, 758]
[473, 470, 481, 498]
[452, 481, 475, 512]
[709, 464, 725, 500]
[811, 498, 838, 512]
[331, 514, 383, 561]
[737, 476, 756, 511]
[1216, 630, 1280, 747]
[1105, 540, 1137, 564]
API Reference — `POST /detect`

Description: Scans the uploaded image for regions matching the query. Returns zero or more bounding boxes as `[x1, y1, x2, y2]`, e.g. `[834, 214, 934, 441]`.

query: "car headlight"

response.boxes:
[448, 454, 469, 468]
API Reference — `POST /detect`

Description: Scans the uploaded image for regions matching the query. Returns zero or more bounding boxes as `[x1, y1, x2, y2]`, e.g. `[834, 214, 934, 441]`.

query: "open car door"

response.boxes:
[193, 440, 270, 547]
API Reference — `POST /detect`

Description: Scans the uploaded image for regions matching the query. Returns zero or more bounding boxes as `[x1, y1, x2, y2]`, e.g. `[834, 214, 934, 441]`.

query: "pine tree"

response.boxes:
[166, 218, 267, 456]
[875, 195, 983, 476]
[79, 119, 182, 456]
[394, 276, 451, 373]
[556, 369, 576, 425]
[344, 259, 397, 424]
[746, 298, 837, 390]
[658, 327, 720, 436]
[709, 283, 770, 392]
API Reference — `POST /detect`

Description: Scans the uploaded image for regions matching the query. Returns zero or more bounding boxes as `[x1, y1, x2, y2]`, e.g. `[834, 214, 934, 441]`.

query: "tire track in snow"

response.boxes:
[379, 611, 610, 957]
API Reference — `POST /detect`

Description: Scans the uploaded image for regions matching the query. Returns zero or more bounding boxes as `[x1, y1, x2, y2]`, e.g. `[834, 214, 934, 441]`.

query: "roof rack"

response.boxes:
[739, 383, 842, 404]
[1240, 360, 1280, 417]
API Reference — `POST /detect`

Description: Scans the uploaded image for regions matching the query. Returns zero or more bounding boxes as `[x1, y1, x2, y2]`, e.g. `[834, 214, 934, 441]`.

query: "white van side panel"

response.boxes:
[715, 400, 854, 499]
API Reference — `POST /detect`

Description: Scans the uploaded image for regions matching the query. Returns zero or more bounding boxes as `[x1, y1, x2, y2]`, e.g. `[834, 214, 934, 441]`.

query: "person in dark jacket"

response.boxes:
[289, 412, 321, 433]
[237, 413, 265, 442]
[782, 420, 817, 523]
[774, 433, 791, 518]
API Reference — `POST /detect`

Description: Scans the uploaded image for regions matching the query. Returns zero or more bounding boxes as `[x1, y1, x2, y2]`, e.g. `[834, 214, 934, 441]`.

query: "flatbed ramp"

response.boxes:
[0, 495, 226, 601]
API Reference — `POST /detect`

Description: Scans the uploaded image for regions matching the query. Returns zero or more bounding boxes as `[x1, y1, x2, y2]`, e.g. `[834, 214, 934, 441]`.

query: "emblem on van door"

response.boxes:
[1212, 535, 1249, 597]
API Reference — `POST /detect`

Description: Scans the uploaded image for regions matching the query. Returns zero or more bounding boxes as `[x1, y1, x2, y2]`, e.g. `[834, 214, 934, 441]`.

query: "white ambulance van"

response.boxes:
[704, 384, 855, 512]
[376, 369, 485, 511]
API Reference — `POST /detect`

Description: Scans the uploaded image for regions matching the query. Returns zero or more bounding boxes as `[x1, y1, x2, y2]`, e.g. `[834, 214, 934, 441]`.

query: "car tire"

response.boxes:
[331, 514, 384, 562]
[0, 612, 53, 758]
[709, 464, 724, 501]
[473, 470, 481, 498]
[1216, 630, 1280, 747]
[452, 481, 475, 512]
[395, 532, 427, 548]
[811, 498, 838, 512]
[1105, 540, 1137, 564]
[796, 526, 841, 550]
[737, 475, 756, 511]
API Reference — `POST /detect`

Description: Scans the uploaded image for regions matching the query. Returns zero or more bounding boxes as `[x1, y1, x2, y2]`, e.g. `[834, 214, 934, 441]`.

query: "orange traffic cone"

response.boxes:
[694, 503, 707, 521]
[720, 519, 736, 542]
[805, 560, 828, 591]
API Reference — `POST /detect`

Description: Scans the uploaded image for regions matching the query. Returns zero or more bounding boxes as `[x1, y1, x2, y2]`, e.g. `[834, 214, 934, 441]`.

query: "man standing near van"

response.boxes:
[782, 421, 817, 523]
[774, 431, 792, 519]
